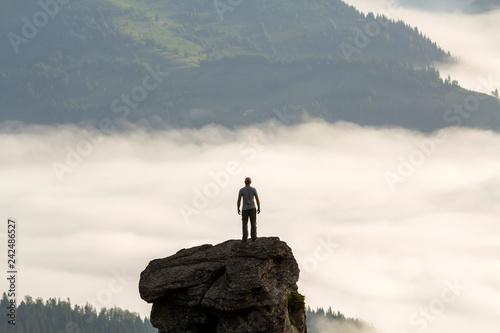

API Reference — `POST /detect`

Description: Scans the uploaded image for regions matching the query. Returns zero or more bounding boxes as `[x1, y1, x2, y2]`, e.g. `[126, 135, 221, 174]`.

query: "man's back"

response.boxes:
[239, 186, 258, 210]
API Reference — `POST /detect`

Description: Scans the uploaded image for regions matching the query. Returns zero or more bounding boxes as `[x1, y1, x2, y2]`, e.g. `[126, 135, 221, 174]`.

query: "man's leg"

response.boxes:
[249, 208, 257, 241]
[242, 210, 249, 242]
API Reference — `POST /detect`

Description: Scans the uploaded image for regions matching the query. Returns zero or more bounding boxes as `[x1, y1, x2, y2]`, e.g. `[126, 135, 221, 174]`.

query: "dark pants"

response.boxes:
[242, 208, 257, 242]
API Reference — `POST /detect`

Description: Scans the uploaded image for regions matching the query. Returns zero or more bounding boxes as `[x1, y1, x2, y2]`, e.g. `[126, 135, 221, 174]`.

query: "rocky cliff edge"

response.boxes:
[139, 237, 307, 333]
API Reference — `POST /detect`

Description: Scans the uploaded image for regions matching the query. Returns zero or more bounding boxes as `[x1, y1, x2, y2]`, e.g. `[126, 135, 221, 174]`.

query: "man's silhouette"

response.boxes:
[237, 177, 261, 242]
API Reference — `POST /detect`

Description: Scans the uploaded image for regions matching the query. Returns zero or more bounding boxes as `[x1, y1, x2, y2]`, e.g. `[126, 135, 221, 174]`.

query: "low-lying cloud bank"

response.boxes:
[0, 120, 499, 333]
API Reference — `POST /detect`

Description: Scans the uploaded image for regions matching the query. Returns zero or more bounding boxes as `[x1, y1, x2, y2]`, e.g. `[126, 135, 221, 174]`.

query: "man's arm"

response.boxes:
[237, 195, 241, 215]
[255, 193, 260, 214]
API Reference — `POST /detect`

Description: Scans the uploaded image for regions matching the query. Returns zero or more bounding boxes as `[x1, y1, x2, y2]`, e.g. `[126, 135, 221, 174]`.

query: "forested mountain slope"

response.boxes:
[0, 294, 377, 333]
[0, 294, 156, 333]
[468, 0, 500, 12]
[1, 0, 498, 130]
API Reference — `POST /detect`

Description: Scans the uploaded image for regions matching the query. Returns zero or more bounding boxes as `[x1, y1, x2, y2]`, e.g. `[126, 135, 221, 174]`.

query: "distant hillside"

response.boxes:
[0, 293, 376, 333]
[395, 0, 473, 11]
[0, 293, 156, 333]
[0, 0, 499, 130]
[467, 0, 500, 12]
[307, 307, 379, 333]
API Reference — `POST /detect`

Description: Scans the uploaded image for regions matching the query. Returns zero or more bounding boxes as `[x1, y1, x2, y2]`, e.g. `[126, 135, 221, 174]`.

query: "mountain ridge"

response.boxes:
[1, 0, 499, 130]
[467, 0, 500, 12]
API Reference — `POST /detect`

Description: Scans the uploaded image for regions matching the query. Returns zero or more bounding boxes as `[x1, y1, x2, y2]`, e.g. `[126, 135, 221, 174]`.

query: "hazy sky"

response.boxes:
[1, 120, 499, 333]
[345, 0, 500, 95]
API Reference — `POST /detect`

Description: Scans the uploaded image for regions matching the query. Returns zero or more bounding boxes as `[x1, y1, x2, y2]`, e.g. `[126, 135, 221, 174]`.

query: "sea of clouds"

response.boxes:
[0, 120, 499, 333]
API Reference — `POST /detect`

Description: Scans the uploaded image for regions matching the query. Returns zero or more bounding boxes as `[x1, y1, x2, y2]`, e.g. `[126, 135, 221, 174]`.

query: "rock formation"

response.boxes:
[139, 237, 307, 333]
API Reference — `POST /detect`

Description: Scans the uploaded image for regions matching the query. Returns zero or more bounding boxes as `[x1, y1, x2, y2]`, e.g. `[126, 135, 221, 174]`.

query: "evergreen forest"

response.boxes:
[1, 0, 498, 130]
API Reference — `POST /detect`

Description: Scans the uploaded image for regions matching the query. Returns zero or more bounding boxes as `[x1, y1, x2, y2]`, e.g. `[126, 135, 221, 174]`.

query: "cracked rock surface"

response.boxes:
[139, 237, 307, 333]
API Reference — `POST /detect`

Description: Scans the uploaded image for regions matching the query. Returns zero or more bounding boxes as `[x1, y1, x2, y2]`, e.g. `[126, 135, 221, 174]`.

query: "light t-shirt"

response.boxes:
[239, 186, 258, 210]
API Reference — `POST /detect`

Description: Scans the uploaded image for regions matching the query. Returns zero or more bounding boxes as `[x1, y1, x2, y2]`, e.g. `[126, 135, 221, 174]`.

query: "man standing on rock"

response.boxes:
[237, 177, 261, 242]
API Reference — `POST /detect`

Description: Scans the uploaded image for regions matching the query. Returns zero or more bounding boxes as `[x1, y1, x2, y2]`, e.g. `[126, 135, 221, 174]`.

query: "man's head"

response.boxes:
[244, 177, 252, 185]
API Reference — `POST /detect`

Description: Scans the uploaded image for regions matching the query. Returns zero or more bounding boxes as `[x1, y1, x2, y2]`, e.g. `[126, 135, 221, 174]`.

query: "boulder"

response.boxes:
[139, 237, 307, 333]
